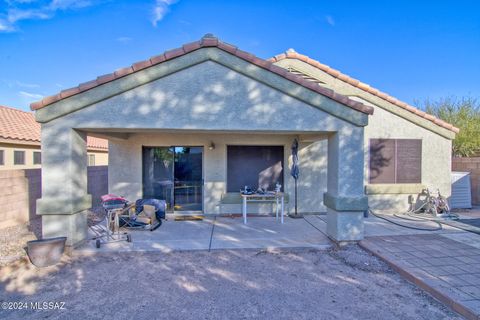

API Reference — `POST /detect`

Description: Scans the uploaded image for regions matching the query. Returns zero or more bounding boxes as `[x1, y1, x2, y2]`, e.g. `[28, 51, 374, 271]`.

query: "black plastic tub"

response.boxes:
[27, 237, 67, 267]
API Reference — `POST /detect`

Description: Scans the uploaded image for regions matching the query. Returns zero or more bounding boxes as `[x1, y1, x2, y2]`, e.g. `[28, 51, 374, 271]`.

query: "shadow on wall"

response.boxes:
[63, 61, 347, 133]
[43, 60, 363, 212]
[369, 139, 392, 183]
[297, 140, 328, 213]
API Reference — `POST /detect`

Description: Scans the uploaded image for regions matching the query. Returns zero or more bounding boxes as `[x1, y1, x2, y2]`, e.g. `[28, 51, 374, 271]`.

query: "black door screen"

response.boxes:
[227, 145, 284, 192]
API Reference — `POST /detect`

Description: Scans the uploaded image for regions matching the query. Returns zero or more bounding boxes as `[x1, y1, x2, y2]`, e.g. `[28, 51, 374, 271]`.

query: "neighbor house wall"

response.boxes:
[0, 143, 108, 169]
[87, 150, 108, 166]
[0, 143, 42, 170]
[109, 133, 328, 214]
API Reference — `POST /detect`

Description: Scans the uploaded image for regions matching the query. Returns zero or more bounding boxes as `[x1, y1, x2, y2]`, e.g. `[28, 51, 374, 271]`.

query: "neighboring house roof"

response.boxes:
[30, 34, 373, 116]
[0, 105, 40, 143]
[0, 105, 108, 150]
[268, 50, 459, 134]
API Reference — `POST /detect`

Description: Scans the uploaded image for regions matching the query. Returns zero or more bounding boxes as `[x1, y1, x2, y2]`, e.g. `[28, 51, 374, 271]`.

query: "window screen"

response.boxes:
[88, 154, 95, 166]
[369, 139, 422, 184]
[14, 150, 25, 165]
[33, 151, 41, 165]
[0, 150, 4, 165]
[227, 145, 284, 192]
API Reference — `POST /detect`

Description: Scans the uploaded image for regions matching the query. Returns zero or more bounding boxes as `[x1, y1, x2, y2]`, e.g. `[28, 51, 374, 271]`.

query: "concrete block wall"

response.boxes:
[87, 165, 108, 206]
[452, 157, 480, 205]
[0, 169, 36, 228]
[0, 166, 108, 229]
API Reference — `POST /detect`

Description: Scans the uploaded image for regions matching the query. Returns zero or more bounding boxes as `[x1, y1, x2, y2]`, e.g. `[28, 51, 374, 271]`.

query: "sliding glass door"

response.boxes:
[143, 146, 203, 213]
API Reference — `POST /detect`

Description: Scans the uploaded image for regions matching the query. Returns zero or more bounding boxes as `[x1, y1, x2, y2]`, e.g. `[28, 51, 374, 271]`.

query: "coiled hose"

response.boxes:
[368, 209, 443, 231]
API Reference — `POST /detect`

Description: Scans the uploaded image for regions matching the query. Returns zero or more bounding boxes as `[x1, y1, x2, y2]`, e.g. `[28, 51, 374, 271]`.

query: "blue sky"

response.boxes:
[1, 0, 479, 111]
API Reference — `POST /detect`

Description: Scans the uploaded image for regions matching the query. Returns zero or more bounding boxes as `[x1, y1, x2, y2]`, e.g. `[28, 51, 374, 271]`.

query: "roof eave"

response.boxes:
[270, 53, 458, 136]
[31, 35, 373, 122]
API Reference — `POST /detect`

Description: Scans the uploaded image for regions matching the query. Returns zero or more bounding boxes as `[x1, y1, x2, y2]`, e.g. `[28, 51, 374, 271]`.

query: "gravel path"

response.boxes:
[0, 207, 103, 267]
[0, 246, 461, 319]
[0, 218, 41, 266]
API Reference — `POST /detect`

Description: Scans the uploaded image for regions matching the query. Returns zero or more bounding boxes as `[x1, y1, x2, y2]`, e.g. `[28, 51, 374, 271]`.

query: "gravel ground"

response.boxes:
[0, 218, 41, 266]
[0, 207, 104, 267]
[0, 246, 461, 320]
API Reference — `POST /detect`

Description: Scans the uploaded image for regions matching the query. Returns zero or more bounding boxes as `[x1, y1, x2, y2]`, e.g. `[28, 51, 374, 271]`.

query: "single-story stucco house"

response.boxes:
[30, 34, 458, 246]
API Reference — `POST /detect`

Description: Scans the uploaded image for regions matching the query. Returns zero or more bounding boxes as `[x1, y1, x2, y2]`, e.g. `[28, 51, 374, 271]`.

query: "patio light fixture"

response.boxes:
[208, 142, 215, 150]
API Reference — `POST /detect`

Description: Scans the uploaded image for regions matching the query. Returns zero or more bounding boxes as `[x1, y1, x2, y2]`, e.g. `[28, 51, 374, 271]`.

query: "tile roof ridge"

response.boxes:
[269, 50, 459, 134]
[30, 34, 373, 116]
[0, 105, 108, 149]
[0, 105, 34, 114]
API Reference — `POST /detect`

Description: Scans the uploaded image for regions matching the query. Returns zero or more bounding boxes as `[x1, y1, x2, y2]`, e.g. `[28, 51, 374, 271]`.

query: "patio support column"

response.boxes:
[37, 125, 91, 246]
[324, 126, 368, 242]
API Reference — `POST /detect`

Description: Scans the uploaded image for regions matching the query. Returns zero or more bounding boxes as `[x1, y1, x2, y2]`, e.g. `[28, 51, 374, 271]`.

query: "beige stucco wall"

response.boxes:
[0, 142, 108, 169]
[88, 150, 108, 166]
[0, 143, 42, 170]
[360, 97, 452, 212]
[274, 58, 453, 213]
[38, 59, 357, 215]
[35, 47, 371, 243]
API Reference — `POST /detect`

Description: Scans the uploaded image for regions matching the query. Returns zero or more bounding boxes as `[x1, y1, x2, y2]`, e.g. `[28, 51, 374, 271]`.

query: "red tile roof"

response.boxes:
[86, 136, 108, 150]
[30, 34, 374, 116]
[0, 105, 108, 150]
[268, 50, 459, 133]
[0, 105, 40, 143]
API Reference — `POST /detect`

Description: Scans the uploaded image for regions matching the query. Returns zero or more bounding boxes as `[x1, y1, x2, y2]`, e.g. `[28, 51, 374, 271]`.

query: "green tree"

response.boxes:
[418, 96, 480, 157]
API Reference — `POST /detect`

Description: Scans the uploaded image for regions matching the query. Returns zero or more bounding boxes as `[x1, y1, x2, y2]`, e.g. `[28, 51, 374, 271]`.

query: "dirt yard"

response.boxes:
[0, 246, 461, 320]
[0, 218, 41, 266]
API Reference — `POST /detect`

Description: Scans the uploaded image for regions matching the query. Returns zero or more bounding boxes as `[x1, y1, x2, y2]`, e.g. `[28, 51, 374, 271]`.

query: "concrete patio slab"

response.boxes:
[78, 215, 332, 255]
[210, 216, 330, 250]
[79, 217, 215, 253]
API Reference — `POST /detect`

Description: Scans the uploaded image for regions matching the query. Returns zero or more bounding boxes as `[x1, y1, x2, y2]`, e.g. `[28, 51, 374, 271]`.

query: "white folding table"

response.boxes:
[241, 192, 285, 224]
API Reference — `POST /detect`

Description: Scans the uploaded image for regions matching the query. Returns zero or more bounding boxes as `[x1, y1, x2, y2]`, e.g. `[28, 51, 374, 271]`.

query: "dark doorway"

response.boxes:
[143, 146, 203, 213]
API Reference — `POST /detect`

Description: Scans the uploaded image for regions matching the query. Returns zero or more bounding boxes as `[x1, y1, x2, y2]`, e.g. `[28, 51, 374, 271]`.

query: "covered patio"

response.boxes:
[32, 35, 373, 246]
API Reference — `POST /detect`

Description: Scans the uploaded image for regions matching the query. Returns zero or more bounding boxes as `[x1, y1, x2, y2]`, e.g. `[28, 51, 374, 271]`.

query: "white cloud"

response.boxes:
[152, 0, 177, 27]
[19, 90, 43, 99]
[0, 19, 15, 31]
[16, 81, 40, 88]
[49, 0, 93, 10]
[0, 0, 100, 32]
[116, 36, 132, 44]
[325, 15, 335, 26]
[7, 8, 51, 24]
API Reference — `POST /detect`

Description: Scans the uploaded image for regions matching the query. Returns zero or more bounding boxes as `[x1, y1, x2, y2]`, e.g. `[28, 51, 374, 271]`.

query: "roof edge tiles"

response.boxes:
[0, 105, 108, 150]
[30, 34, 374, 116]
[268, 50, 459, 134]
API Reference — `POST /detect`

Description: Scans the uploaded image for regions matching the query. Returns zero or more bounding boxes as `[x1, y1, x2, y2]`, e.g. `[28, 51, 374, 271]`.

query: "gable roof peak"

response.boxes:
[202, 33, 217, 39]
[30, 36, 373, 116]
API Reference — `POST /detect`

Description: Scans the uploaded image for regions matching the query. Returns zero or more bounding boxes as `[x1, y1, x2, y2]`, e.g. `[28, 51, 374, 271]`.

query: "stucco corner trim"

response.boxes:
[365, 184, 426, 195]
[37, 194, 92, 215]
[323, 192, 368, 211]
